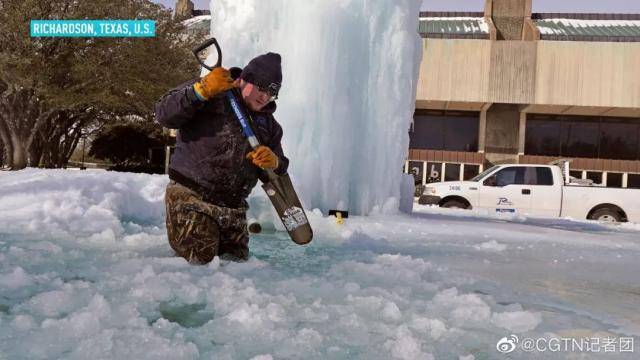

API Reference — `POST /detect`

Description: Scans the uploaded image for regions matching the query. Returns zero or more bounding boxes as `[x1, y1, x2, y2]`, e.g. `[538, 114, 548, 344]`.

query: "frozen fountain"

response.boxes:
[208, 0, 423, 215]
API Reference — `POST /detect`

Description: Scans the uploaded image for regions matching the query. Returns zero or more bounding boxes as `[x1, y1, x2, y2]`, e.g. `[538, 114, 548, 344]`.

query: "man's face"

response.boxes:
[238, 80, 276, 112]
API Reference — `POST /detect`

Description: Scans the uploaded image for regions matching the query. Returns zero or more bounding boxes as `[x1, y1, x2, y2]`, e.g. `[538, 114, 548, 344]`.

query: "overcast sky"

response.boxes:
[154, 0, 640, 13]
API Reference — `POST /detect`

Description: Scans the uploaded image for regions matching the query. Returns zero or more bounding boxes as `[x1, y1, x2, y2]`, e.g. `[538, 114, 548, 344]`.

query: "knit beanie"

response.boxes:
[240, 52, 282, 96]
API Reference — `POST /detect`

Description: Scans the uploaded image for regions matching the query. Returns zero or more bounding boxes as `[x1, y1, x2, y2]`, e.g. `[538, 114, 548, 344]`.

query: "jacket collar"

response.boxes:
[260, 101, 277, 114]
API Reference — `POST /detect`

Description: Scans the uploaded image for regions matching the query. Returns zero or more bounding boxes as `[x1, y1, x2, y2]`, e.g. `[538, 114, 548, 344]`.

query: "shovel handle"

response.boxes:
[226, 92, 260, 148]
[192, 38, 222, 70]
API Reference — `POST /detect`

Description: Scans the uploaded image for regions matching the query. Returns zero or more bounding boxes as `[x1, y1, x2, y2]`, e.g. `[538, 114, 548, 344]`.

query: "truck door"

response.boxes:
[479, 166, 532, 214]
[524, 166, 562, 217]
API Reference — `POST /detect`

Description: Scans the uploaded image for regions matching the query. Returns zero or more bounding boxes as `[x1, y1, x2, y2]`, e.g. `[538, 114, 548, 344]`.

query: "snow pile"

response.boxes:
[209, 0, 423, 215]
[1, 169, 640, 358]
[0, 169, 168, 250]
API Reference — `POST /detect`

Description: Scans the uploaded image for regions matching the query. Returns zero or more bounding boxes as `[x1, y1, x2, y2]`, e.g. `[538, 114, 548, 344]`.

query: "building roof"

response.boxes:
[533, 14, 640, 42]
[185, 12, 640, 42]
[419, 12, 640, 42]
[182, 15, 211, 34]
[419, 12, 489, 39]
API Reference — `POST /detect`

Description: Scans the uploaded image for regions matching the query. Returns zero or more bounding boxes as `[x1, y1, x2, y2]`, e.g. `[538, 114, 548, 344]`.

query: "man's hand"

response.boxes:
[246, 146, 279, 170]
[193, 67, 237, 100]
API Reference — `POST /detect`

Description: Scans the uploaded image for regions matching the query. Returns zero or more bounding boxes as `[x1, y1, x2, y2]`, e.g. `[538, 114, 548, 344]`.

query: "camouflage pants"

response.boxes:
[164, 181, 249, 264]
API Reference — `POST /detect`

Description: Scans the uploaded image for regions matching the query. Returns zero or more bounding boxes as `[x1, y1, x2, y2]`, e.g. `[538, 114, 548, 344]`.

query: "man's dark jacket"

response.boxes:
[155, 80, 289, 208]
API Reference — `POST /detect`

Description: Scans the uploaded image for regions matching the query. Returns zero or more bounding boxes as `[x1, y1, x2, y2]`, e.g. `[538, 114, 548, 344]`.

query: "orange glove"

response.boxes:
[246, 146, 279, 170]
[193, 67, 237, 100]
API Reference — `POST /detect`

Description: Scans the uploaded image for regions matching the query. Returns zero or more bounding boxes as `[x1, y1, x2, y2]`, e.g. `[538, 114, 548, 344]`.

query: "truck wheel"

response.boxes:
[589, 208, 622, 223]
[441, 200, 467, 209]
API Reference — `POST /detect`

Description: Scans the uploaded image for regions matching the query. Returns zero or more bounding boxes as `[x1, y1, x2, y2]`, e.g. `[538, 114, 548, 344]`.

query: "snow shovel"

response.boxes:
[193, 38, 313, 245]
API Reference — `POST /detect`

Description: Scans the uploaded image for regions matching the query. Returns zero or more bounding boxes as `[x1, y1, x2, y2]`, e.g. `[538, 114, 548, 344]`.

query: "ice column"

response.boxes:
[209, 0, 422, 215]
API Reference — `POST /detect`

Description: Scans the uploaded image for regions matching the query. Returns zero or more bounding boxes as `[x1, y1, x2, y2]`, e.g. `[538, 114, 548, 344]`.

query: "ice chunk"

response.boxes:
[10, 315, 36, 331]
[384, 325, 434, 360]
[474, 240, 507, 252]
[382, 301, 403, 322]
[491, 310, 542, 333]
[0, 267, 33, 289]
[250, 355, 273, 360]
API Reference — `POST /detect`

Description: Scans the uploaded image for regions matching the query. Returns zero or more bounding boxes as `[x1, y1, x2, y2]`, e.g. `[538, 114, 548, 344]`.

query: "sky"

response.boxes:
[154, 0, 640, 13]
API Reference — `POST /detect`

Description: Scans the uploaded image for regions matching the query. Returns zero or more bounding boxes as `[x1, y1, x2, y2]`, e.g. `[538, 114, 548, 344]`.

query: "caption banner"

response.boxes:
[30, 20, 156, 38]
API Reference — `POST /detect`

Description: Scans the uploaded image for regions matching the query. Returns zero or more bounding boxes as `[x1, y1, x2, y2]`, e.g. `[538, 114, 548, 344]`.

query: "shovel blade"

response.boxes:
[262, 174, 313, 245]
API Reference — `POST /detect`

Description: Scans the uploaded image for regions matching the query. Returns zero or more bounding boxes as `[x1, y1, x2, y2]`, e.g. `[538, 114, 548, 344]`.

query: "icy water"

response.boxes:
[1, 170, 639, 359]
[250, 216, 640, 360]
[2, 216, 639, 359]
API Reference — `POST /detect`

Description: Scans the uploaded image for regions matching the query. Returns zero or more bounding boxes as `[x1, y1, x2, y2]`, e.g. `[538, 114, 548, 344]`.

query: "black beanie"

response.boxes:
[240, 52, 282, 96]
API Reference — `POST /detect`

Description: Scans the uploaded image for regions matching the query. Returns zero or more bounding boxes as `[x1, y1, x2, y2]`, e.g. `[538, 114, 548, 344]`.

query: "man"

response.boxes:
[155, 53, 289, 264]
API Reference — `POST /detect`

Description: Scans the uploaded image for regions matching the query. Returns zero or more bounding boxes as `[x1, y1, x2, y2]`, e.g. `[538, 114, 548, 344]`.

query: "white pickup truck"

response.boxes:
[418, 162, 640, 223]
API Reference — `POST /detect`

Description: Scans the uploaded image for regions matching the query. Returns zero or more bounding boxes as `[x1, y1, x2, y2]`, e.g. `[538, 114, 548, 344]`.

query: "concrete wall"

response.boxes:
[535, 41, 640, 108]
[489, 0, 528, 40]
[417, 38, 640, 111]
[416, 40, 491, 103]
[484, 104, 521, 164]
[488, 41, 536, 104]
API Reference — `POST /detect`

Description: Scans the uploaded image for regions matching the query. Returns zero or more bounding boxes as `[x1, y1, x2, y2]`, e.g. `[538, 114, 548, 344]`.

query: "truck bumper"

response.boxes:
[418, 195, 441, 205]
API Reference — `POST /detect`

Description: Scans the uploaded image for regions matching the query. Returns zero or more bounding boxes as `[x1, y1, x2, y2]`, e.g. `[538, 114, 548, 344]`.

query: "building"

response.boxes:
[175, 0, 210, 19]
[409, 0, 640, 189]
[174, 0, 211, 37]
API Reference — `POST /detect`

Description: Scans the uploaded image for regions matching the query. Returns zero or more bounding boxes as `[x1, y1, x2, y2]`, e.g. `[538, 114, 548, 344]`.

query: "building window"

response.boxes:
[606, 173, 623, 188]
[586, 171, 602, 185]
[628, 174, 640, 189]
[445, 163, 460, 181]
[411, 114, 444, 150]
[599, 120, 639, 160]
[408, 161, 424, 185]
[526, 114, 640, 161]
[525, 118, 561, 156]
[411, 111, 479, 152]
[426, 162, 442, 183]
[569, 170, 582, 179]
[561, 117, 599, 158]
[463, 164, 480, 180]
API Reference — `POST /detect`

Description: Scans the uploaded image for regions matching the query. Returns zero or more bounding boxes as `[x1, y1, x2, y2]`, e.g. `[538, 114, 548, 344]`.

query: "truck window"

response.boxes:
[494, 167, 526, 186]
[471, 166, 499, 182]
[522, 167, 554, 186]
[536, 167, 554, 186]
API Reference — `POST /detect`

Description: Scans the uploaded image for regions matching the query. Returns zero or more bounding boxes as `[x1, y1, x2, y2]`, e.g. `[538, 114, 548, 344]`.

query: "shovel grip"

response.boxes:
[192, 38, 222, 71]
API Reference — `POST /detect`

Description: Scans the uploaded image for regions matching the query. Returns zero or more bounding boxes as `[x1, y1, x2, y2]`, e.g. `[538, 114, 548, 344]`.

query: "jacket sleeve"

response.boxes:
[269, 119, 290, 175]
[154, 79, 205, 129]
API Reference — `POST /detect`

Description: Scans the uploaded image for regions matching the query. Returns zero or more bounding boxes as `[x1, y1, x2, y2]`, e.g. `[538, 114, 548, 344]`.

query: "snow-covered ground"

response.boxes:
[1, 169, 639, 359]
